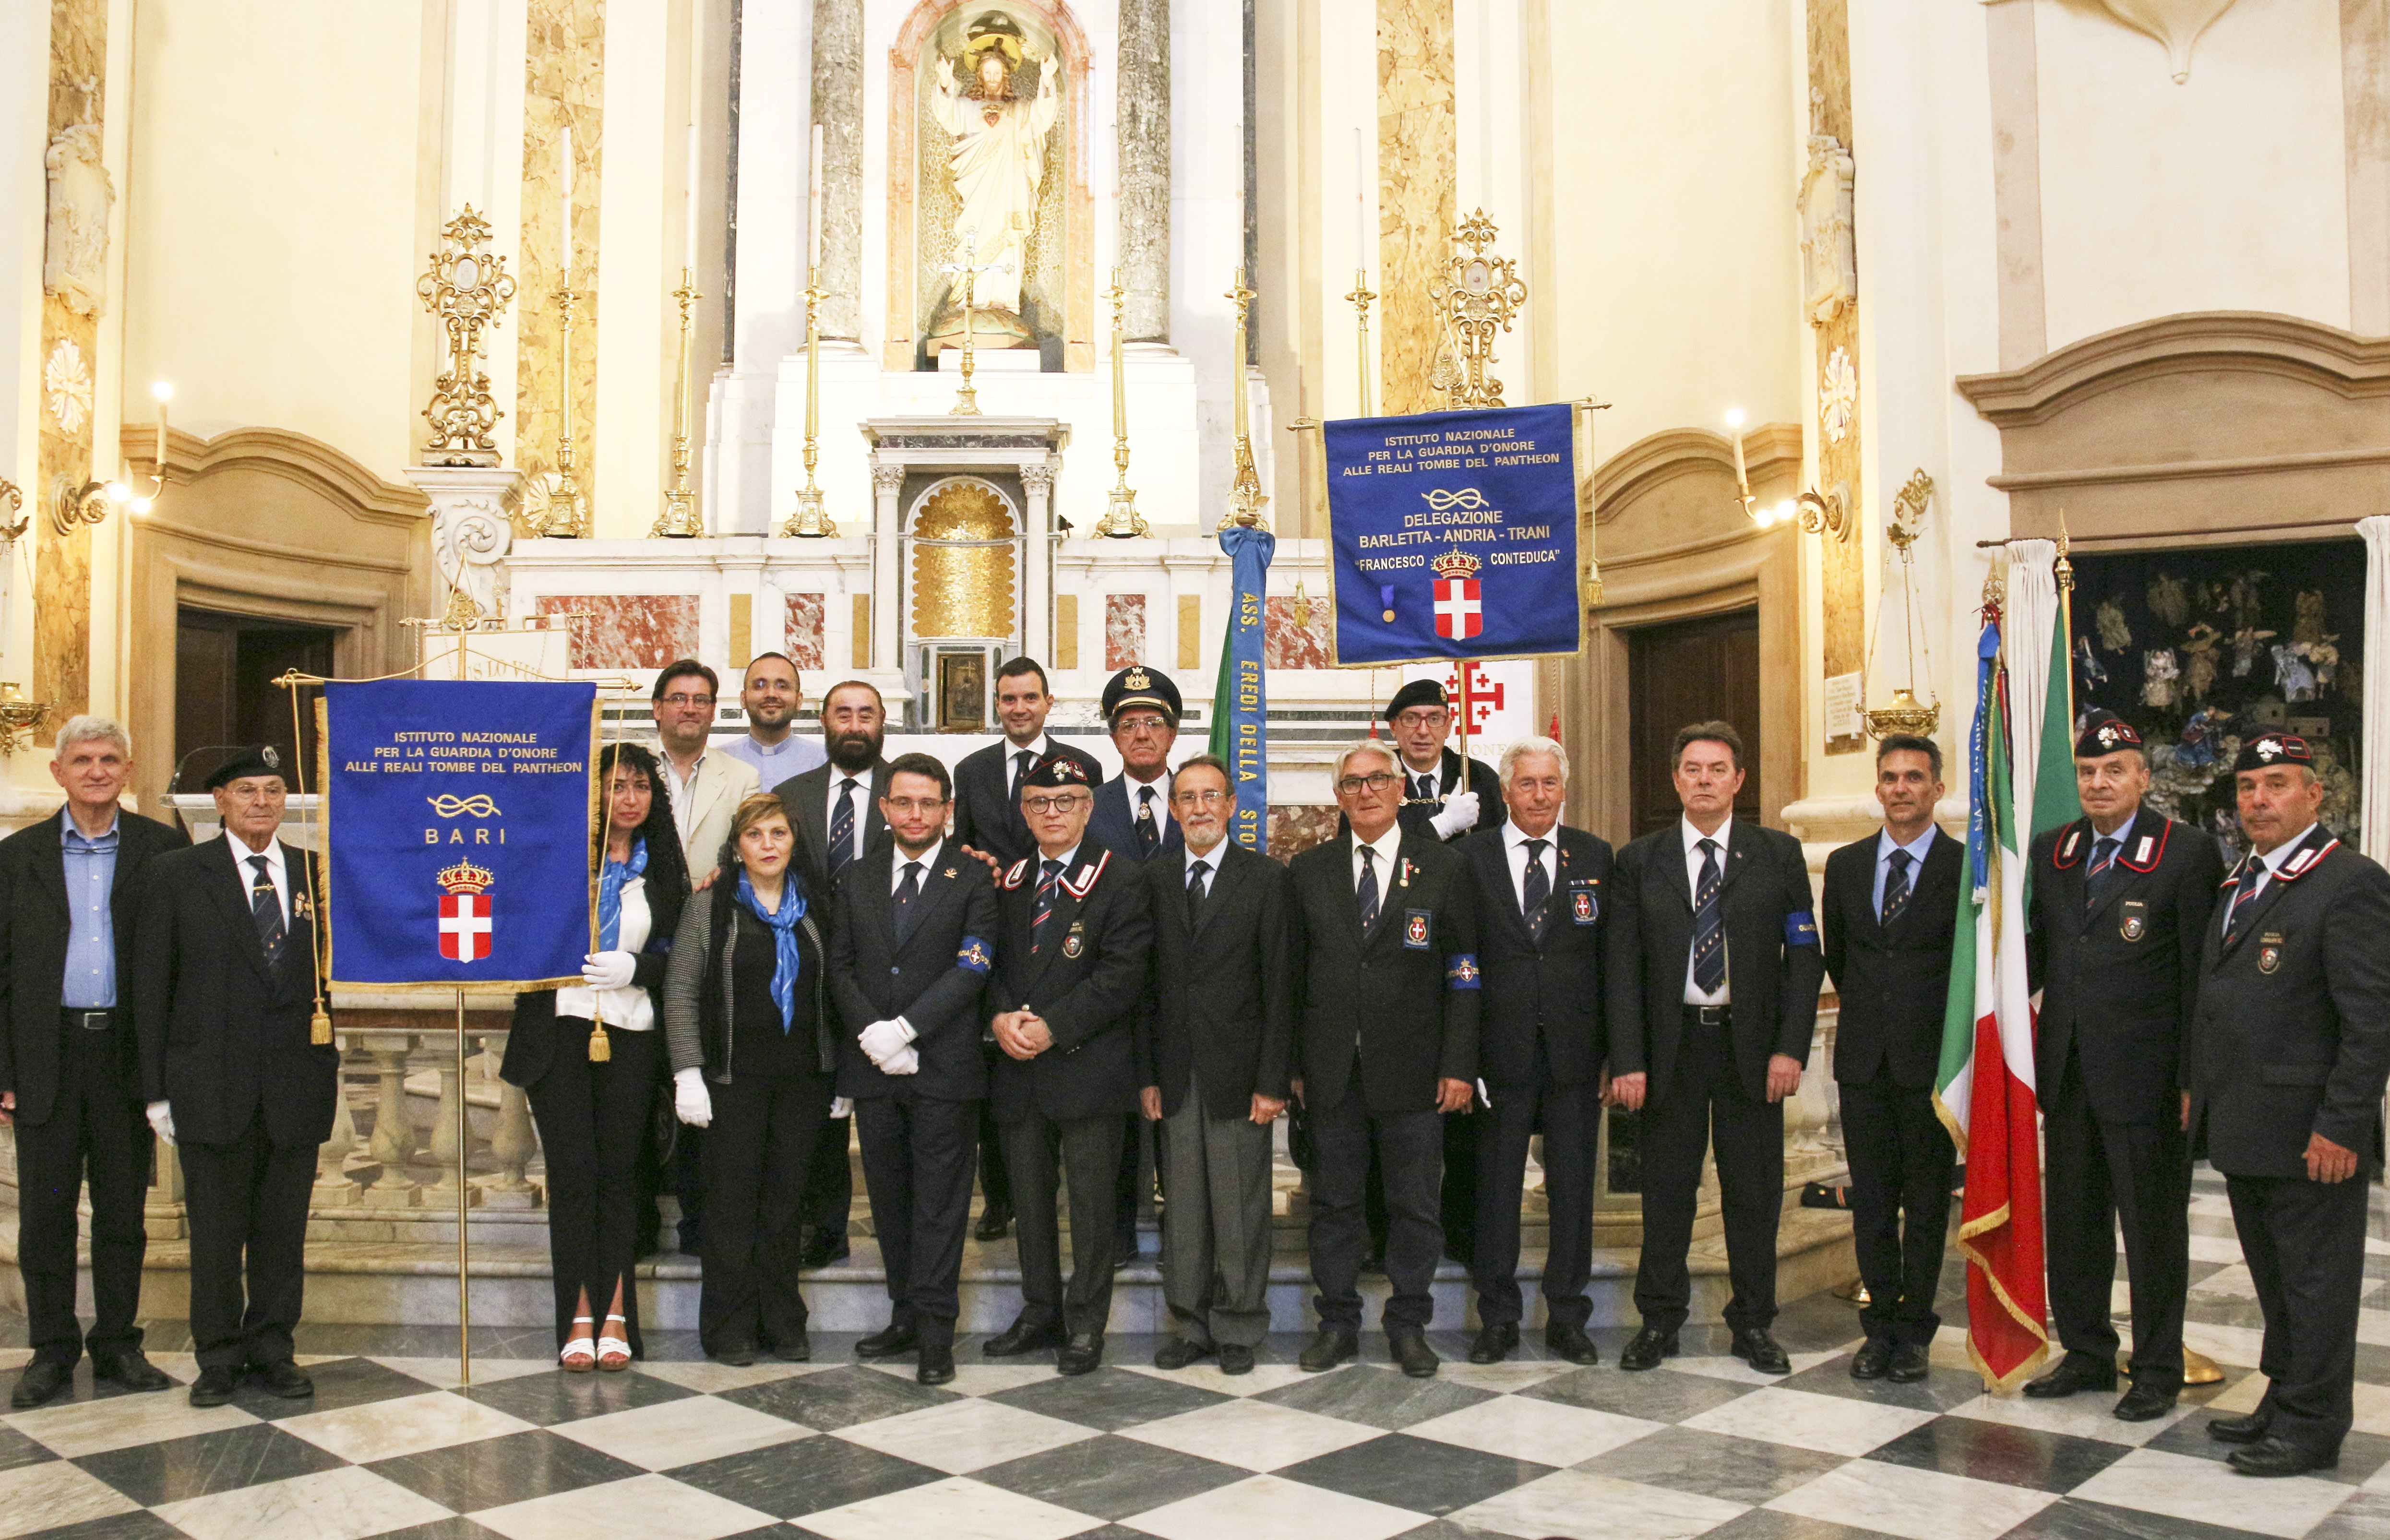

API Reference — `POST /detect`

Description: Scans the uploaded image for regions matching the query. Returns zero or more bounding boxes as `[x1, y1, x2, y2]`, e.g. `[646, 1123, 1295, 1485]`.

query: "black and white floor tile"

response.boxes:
[2, 1168, 2387, 1540]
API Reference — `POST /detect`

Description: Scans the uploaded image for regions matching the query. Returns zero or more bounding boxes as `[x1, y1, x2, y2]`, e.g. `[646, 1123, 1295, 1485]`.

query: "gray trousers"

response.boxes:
[1160, 1083, 1277, 1348]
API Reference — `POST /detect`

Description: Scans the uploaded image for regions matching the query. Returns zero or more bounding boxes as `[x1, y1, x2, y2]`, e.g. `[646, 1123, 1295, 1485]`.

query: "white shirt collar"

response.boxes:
[1036, 842, 1081, 872]
[1007, 733, 1052, 761]
[831, 765, 872, 789]
[1504, 819, 1560, 852]
[1184, 838, 1228, 870]
[1353, 823, 1403, 876]
[1399, 752, 1443, 785]
[893, 838, 943, 886]
[1681, 814, 1733, 856]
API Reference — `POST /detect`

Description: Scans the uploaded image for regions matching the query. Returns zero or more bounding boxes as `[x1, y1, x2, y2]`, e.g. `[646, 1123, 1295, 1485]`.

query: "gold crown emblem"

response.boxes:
[1430, 549, 1482, 582]
[437, 860, 495, 895]
[1124, 667, 1150, 690]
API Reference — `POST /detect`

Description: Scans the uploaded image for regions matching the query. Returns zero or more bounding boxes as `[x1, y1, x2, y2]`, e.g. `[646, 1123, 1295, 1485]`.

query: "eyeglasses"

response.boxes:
[659, 693, 715, 708]
[1171, 788, 1229, 807]
[1023, 794, 1089, 814]
[1392, 709, 1447, 730]
[882, 797, 948, 816]
[1335, 771, 1401, 795]
[1114, 716, 1172, 736]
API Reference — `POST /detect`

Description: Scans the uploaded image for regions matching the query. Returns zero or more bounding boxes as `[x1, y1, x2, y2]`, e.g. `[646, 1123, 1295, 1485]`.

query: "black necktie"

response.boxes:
[1356, 847, 1380, 934]
[894, 860, 923, 943]
[1521, 837, 1550, 940]
[1882, 848, 1912, 924]
[2224, 867, 2263, 940]
[1136, 786, 1160, 856]
[2085, 836, 2121, 911]
[1188, 857, 1211, 918]
[1692, 837, 1725, 995]
[830, 778, 859, 874]
[1011, 750, 1034, 803]
[249, 855, 285, 962]
[1032, 858, 1062, 951]
[1412, 773, 1435, 805]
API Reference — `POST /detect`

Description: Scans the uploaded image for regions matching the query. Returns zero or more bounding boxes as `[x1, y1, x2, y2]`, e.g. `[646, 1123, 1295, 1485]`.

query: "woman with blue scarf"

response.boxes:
[665, 792, 837, 1364]
[502, 743, 689, 1370]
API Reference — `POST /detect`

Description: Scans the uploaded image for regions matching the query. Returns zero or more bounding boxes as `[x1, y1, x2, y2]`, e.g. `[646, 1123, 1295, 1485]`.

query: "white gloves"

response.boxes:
[581, 951, 637, 991]
[145, 1100, 176, 1146]
[672, 1067, 713, 1128]
[830, 1096, 854, 1119]
[859, 1017, 917, 1067]
[1429, 790, 1482, 839]
[879, 1045, 920, 1076]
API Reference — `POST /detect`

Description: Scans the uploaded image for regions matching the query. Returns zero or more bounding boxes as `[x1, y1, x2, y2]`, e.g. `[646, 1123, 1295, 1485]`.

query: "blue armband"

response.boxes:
[1445, 955, 1481, 991]
[956, 936, 992, 975]
[1785, 911, 1820, 948]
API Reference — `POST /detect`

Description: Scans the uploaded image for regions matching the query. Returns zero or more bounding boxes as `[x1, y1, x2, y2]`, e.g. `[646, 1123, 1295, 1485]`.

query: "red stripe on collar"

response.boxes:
[1058, 848, 1111, 898]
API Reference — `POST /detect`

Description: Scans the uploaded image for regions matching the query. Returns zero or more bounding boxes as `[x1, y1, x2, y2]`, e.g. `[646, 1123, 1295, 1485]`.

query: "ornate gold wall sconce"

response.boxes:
[1723, 408, 1852, 543]
[0, 681, 50, 754]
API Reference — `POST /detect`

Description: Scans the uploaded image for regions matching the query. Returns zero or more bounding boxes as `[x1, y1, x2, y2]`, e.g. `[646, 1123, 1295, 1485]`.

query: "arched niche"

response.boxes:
[906, 474, 1021, 644]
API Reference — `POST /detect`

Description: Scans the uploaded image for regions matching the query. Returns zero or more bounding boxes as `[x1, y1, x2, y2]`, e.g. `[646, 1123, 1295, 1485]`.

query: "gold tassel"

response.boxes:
[310, 1009, 334, 1046]
[588, 1023, 612, 1062]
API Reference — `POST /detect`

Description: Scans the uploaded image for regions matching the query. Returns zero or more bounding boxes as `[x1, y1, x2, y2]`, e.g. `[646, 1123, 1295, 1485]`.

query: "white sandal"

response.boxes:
[561, 1316, 598, 1372]
[597, 1313, 632, 1372]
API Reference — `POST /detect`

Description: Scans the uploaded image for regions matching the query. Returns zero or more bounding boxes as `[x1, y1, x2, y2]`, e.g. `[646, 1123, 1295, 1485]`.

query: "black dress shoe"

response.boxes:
[801, 1231, 851, 1269]
[1545, 1323, 1600, 1366]
[1886, 1346, 1930, 1385]
[2208, 1410, 2272, 1445]
[10, 1360, 73, 1410]
[711, 1341, 758, 1367]
[2024, 1357, 2117, 1399]
[1389, 1331, 1440, 1379]
[974, 1206, 1012, 1242]
[1153, 1338, 1215, 1371]
[1730, 1329, 1791, 1376]
[251, 1361, 314, 1399]
[188, 1366, 240, 1407]
[92, 1350, 172, 1393]
[1299, 1327, 1359, 1372]
[1057, 1333, 1104, 1375]
[984, 1318, 1065, 1358]
[2112, 1383, 2176, 1422]
[1219, 1344, 1255, 1375]
[917, 1343, 956, 1385]
[1467, 1323, 1518, 1364]
[1851, 1342, 1892, 1381]
[2229, 1435, 2337, 1477]
[855, 1324, 920, 1360]
[1618, 1327, 1679, 1372]
[772, 1333, 813, 1363]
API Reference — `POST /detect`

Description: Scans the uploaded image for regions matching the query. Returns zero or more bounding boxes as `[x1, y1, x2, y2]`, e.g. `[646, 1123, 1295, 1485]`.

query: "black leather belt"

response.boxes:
[1684, 1004, 1730, 1028]
[62, 1008, 113, 1031]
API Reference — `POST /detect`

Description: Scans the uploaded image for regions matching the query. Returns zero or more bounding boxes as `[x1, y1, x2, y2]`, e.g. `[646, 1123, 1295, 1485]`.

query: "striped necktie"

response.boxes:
[2224, 866, 2265, 940]
[1356, 847, 1380, 934]
[1522, 838, 1551, 941]
[1882, 848, 1912, 924]
[1692, 838, 1725, 994]
[2085, 836, 2122, 911]
[249, 855, 286, 963]
[830, 778, 859, 874]
[1031, 859, 1063, 951]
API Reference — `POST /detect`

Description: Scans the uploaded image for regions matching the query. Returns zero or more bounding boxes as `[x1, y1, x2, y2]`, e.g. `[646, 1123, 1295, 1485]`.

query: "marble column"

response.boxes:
[1020, 462, 1055, 661]
[871, 461, 904, 674]
[1376, 0, 1455, 416]
[811, 0, 864, 340]
[1808, 0, 1866, 737]
[1117, 0, 1171, 343]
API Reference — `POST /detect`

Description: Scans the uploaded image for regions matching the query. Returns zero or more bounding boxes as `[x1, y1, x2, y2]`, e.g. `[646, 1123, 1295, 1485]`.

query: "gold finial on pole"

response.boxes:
[1347, 268, 1376, 418]
[2055, 506, 2074, 594]
[1092, 269, 1150, 538]
[651, 267, 705, 536]
[1219, 270, 1268, 532]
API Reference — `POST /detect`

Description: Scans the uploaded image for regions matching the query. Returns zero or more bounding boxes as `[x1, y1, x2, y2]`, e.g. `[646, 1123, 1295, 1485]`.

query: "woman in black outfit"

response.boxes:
[502, 742, 689, 1370]
[666, 792, 836, 1365]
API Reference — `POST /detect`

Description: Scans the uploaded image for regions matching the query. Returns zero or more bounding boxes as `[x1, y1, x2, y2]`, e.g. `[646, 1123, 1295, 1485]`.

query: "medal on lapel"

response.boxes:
[2120, 899, 2147, 942]
[1572, 889, 1596, 924]
[1062, 920, 1086, 959]
[2258, 931, 2283, 974]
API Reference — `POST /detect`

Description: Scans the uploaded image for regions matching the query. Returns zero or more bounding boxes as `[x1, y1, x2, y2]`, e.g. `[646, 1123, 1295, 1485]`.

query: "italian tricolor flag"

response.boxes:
[1935, 544, 2079, 1389]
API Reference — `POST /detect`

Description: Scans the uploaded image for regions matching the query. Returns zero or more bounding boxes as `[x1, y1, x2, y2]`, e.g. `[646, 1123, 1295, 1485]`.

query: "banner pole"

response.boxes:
[456, 986, 471, 1388]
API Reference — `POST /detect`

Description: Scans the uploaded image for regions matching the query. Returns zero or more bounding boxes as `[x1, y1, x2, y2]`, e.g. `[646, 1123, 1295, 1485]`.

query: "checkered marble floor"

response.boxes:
[3, 1167, 2388, 1540]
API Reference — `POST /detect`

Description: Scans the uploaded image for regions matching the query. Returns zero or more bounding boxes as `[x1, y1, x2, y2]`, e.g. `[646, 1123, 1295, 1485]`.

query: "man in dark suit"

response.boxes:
[2187, 732, 2390, 1477]
[2024, 712, 2222, 1421]
[827, 752, 999, 1386]
[1607, 720, 1824, 1376]
[1820, 733, 1961, 1384]
[983, 755, 1154, 1374]
[1140, 754, 1293, 1377]
[135, 747, 335, 1407]
[771, 678, 893, 1270]
[949, 657, 1099, 1243]
[1291, 739, 1479, 1379]
[1457, 735, 1609, 1367]
[0, 717, 185, 1409]
[1084, 664, 1183, 1263]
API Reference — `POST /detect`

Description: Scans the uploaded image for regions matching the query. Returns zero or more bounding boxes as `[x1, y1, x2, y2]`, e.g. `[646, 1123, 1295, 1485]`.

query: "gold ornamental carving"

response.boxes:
[417, 207, 520, 467]
[909, 479, 1016, 639]
[1429, 211, 1528, 409]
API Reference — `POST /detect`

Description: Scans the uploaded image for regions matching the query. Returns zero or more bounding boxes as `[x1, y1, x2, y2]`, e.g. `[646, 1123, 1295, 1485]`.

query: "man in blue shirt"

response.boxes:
[717, 653, 829, 786]
[0, 716, 186, 1409]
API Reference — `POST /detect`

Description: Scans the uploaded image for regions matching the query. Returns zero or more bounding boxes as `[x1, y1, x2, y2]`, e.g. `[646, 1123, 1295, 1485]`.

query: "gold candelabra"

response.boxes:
[417, 207, 519, 467]
[1430, 210, 1528, 408]
[939, 227, 1010, 418]
[534, 285, 589, 537]
[782, 263, 837, 536]
[1346, 268, 1376, 418]
[1219, 270, 1269, 532]
[1091, 270, 1149, 538]
[652, 267, 704, 537]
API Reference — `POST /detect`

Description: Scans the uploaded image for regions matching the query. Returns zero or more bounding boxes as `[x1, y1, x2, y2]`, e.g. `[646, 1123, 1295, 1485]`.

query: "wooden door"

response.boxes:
[1626, 608, 1761, 837]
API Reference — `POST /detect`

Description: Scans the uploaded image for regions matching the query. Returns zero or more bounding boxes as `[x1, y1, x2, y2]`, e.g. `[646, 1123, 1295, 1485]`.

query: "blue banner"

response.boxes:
[323, 680, 598, 989]
[1325, 402, 1581, 664]
[1211, 525, 1273, 851]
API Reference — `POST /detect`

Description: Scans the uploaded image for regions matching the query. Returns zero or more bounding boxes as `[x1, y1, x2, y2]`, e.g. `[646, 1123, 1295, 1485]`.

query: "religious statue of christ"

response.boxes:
[932, 17, 1058, 335]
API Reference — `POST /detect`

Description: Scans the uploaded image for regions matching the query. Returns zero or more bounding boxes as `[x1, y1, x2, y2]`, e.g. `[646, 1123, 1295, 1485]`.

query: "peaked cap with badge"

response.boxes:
[203, 745, 287, 789]
[1100, 665, 1180, 725]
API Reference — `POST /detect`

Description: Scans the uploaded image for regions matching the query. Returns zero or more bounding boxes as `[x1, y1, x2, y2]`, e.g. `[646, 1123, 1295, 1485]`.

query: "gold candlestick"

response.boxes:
[938, 227, 1010, 418]
[781, 263, 837, 536]
[536, 285, 589, 537]
[1347, 267, 1376, 418]
[1219, 270, 1268, 532]
[652, 267, 704, 536]
[1091, 269, 1149, 538]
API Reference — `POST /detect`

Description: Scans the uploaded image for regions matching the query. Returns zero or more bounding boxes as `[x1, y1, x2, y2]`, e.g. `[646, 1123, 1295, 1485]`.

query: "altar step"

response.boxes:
[0, 1207, 1858, 1336]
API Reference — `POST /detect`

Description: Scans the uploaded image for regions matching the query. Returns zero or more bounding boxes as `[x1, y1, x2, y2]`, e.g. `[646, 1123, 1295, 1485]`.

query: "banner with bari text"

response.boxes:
[323, 680, 598, 991]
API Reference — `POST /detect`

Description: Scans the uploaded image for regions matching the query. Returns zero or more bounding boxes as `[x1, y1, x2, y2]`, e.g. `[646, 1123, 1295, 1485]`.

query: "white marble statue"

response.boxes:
[44, 119, 112, 318]
[933, 31, 1058, 321]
